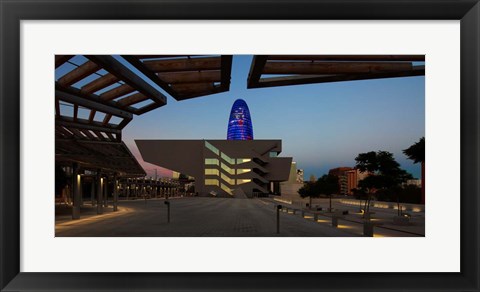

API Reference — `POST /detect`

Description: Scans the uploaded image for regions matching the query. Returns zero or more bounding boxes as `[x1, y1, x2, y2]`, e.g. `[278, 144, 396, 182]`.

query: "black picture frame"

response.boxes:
[1, 1, 479, 291]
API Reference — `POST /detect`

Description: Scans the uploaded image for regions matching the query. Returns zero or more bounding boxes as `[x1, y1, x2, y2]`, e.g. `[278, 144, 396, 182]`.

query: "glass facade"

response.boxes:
[221, 152, 235, 165]
[205, 158, 219, 165]
[237, 179, 251, 185]
[205, 169, 219, 176]
[205, 141, 220, 155]
[227, 99, 254, 140]
[205, 179, 219, 186]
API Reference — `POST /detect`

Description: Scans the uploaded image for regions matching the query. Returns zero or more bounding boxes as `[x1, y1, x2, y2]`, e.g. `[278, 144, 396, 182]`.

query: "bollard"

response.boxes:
[301, 210, 305, 217]
[314, 213, 318, 222]
[164, 200, 170, 223]
[332, 216, 339, 227]
[363, 221, 374, 237]
[276, 205, 282, 234]
[292, 209, 296, 215]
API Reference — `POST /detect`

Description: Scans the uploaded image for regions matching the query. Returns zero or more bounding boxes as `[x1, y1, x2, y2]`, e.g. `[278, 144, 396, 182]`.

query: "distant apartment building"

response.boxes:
[345, 168, 370, 195]
[404, 179, 421, 187]
[328, 167, 353, 195]
[329, 167, 370, 195]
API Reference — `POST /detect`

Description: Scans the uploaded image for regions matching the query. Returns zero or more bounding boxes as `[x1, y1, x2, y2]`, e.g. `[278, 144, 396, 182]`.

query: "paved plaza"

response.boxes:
[55, 197, 424, 237]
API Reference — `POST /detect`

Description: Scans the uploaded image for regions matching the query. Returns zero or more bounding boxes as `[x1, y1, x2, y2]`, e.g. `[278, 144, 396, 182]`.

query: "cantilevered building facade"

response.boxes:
[135, 140, 292, 197]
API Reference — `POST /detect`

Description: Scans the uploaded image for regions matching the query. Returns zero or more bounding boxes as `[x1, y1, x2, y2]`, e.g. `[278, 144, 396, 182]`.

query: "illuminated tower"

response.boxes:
[227, 99, 254, 140]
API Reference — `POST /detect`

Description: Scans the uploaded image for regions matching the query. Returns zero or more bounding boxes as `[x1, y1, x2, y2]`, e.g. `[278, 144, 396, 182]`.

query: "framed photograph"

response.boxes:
[1, 0, 479, 291]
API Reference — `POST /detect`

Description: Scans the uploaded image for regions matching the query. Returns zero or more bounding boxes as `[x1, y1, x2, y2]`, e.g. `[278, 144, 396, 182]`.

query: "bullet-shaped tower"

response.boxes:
[227, 99, 254, 140]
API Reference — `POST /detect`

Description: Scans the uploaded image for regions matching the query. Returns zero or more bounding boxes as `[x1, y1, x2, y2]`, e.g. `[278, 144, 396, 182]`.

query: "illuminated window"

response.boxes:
[236, 169, 251, 175]
[205, 179, 219, 186]
[221, 152, 236, 165]
[205, 158, 219, 166]
[205, 141, 219, 155]
[220, 183, 233, 195]
[205, 169, 219, 176]
[220, 162, 235, 175]
[236, 158, 251, 164]
[221, 173, 235, 185]
[237, 179, 251, 185]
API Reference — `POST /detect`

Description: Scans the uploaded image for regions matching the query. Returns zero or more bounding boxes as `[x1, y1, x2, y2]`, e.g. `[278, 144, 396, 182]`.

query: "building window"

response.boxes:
[221, 173, 235, 185]
[205, 141, 220, 155]
[269, 151, 278, 157]
[221, 152, 236, 165]
[205, 158, 219, 166]
[205, 169, 219, 176]
[220, 162, 235, 175]
[220, 183, 233, 195]
[236, 158, 251, 164]
[236, 169, 251, 175]
[237, 179, 251, 185]
[205, 179, 219, 186]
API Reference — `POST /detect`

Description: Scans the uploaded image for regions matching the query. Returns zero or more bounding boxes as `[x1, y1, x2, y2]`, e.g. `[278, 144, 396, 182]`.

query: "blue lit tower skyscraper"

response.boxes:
[227, 99, 254, 140]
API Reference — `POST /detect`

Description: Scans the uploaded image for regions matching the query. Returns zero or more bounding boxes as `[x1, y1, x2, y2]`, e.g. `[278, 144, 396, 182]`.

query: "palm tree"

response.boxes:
[403, 137, 425, 204]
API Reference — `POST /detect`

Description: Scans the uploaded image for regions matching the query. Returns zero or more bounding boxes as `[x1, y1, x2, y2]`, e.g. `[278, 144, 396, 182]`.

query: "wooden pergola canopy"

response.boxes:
[247, 55, 425, 89]
[122, 55, 233, 101]
[56, 140, 145, 177]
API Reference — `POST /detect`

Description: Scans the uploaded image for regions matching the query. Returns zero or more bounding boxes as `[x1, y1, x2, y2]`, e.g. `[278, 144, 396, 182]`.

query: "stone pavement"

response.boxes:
[55, 197, 360, 237]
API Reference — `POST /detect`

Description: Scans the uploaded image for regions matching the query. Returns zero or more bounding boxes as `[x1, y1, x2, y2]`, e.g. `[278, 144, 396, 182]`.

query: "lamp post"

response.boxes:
[276, 205, 282, 234]
[164, 200, 170, 223]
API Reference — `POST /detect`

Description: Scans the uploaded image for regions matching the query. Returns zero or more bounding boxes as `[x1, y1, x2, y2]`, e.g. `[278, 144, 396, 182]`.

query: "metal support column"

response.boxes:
[72, 163, 81, 220]
[96, 170, 103, 214]
[113, 173, 118, 212]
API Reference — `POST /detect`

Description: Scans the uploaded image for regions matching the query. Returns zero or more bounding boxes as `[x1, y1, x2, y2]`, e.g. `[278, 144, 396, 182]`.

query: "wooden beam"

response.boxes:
[262, 61, 413, 75]
[58, 60, 101, 87]
[56, 82, 138, 114]
[254, 68, 425, 88]
[88, 110, 96, 122]
[247, 55, 268, 88]
[116, 118, 132, 130]
[220, 55, 233, 91]
[73, 104, 79, 122]
[85, 55, 167, 106]
[142, 57, 221, 73]
[56, 85, 133, 119]
[56, 117, 121, 135]
[55, 125, 74, 138]
[117, 93, 149, 107]
[157, 71, 221, 84]
[267, 55, 425, 62]
[170, 83, 217, 94]
[81, 73, 119, 94]
[103, 114, 112, 125]
[80, 129, 96, 140]
[55, 98, 60, 116]
[105, 132, 115, 141]
[134, 55, 194, 59]
[55, 55, 73, 68]
[121, 55, 177, 98]
[100, 84, 135, 101]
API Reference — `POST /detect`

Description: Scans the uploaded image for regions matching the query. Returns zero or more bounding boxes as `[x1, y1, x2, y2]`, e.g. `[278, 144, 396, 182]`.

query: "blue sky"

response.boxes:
[57, 55, 425, 179]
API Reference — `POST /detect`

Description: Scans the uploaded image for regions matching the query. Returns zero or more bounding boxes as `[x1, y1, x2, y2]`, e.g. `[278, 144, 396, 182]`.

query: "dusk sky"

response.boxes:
[57, 55, 425, 179]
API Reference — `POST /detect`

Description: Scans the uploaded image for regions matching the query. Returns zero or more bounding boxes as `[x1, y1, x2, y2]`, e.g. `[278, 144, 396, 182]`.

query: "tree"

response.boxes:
[316, 174, 340, 212]
[298, 181, 318, 208]
[355, 151, 412, 216]
[403, 137, 425, 204]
